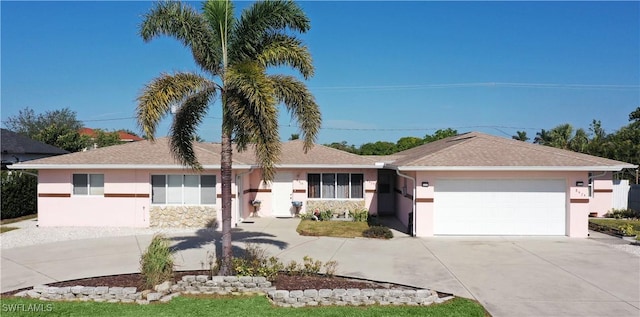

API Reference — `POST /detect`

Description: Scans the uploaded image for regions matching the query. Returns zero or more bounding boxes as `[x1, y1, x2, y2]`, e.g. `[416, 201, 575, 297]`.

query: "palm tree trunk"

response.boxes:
[219, 127, 233, 275]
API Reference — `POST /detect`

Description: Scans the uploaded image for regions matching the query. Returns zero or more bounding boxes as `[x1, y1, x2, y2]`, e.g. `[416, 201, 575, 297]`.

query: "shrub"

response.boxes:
[1, 171, 37, 219]
[319, 209, 333, 221]
[323, 260, 338, 277]
[349, 208, 369, 222]
[301, 256, 323, 276]
[363, 226, 394, 239]
[604, 208, 640, 219]
[140, 234, 174, 289]
[232, 244, 283, 281]
[618, 223, 636, 236]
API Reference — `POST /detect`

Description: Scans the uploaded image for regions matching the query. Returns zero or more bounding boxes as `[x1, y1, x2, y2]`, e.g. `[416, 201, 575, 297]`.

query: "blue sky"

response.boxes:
[2, 1, 638, 146]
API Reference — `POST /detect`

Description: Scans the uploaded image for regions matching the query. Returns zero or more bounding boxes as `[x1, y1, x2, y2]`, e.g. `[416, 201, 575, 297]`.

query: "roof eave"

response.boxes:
[394, 165, 637, 172]
[275, 164, 379, 169]
[8, 164, 255, 170]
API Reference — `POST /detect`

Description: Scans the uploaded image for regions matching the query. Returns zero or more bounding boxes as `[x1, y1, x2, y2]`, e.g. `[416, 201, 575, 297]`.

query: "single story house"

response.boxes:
[1, 128, 69, 169]
[10, 132, 636, 238]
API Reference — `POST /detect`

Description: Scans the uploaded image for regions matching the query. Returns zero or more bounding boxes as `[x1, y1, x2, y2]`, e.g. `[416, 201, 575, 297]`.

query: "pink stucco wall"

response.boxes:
[410, 170, 593, 238]
[242, 168, 377, 217]
[590, 172, 614, 217]
[38, 169, 150, 227]
[37, 169, 225, 228]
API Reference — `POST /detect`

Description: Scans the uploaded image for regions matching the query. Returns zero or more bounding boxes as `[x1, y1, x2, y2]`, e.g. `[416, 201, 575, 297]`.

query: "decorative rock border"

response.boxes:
[13, 275, 454, 307]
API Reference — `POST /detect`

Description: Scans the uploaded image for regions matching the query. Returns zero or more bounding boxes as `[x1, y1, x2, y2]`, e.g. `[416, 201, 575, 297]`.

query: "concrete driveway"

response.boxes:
[2, 218, 639, 317]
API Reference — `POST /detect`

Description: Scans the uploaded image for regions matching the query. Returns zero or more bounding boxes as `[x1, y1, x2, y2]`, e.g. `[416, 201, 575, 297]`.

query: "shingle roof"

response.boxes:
[1, 129, 69, 155]
[14, 138, 375, 168]
[390, 132, 635, 170]
[12, 132, 634, 171]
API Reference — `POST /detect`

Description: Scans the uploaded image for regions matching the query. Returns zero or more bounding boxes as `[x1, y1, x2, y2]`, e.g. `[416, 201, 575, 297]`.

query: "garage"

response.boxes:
[434, 179, 567, 235]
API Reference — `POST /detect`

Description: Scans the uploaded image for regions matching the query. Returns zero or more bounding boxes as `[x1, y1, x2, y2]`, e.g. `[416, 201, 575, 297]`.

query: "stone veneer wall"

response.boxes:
[306, 200, 366, 217]
[150, 206, 217, 228]
[15, 275, 454, 307]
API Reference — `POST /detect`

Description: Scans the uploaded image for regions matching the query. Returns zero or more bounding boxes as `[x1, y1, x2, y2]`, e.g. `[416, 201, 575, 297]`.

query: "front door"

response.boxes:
[271, 172, 294, 217]
[377, 169, 395, 216]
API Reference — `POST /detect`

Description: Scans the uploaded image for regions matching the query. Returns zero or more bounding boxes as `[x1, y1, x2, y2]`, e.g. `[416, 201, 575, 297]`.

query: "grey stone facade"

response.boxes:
[150, 205, 217, 228]
[306, 200, 366, 217]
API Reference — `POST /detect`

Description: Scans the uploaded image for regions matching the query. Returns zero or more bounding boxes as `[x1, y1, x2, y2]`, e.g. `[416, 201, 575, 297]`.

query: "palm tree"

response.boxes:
[511, 131, 529, 142]
[136, 0, 321, 275]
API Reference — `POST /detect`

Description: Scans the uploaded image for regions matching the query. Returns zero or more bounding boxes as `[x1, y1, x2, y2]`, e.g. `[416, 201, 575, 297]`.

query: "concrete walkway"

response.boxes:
[2, 218, 639, 317]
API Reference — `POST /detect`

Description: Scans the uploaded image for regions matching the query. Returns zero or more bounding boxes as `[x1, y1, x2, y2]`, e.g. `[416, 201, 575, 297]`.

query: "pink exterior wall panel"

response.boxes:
[38, 169, 150, 227]
[590, 172, 614, 217]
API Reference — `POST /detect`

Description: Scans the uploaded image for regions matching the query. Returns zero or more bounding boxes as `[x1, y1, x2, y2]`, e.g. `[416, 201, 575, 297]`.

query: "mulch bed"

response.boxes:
[1, 271, 430, 297]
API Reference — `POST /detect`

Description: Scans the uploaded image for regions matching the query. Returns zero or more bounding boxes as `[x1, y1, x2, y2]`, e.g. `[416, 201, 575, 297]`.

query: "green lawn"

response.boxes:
[0, 226, 19, 234]
[1, 214, 36, 225]
[0, 295, 489, 317]
[589, 218, 640, 232]
[297, 220, 370, 238]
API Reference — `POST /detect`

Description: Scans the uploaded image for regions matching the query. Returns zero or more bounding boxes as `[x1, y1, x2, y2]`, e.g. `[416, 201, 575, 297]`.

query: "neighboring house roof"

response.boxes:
[79, 128, 144, 142]
[1, 129, 69, 156]
[388, 132, 637, 171]
[11, 138, 376, 170]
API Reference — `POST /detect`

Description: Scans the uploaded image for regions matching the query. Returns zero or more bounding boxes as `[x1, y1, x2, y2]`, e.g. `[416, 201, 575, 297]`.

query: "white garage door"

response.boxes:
[434, 179, 566, 235]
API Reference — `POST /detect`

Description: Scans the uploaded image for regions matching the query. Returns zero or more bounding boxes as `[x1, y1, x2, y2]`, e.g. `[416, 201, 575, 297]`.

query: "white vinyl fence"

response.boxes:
[612, 179, 630, 209]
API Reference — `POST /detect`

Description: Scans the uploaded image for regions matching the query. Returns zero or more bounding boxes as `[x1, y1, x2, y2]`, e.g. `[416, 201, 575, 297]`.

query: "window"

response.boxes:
[307, 173, 364, 199]
[73, 174, 104, 196]
[151, 175, 216, 205]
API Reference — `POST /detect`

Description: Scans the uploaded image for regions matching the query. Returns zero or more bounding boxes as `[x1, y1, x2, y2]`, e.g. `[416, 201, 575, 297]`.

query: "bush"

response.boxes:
[140, 234, 174, 289]
[323, 260, 338, 277]
[604, 208, 640, 219]
[232, 244, 283, 281]
[349, 208, 369, 222]
[319, 209, 333, 221]
[1, 171, 37, 219]
[363, 226, 394, 239]
[618, 223, 636, 236]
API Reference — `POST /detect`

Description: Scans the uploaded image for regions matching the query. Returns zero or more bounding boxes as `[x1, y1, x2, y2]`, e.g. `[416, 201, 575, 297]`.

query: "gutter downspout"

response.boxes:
[395, 169, 416, 237]
[235, 167, 255, 225]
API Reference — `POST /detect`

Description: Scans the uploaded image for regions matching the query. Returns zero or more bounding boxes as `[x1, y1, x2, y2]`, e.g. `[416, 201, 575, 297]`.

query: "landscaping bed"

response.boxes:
[589, 218, 640, 237]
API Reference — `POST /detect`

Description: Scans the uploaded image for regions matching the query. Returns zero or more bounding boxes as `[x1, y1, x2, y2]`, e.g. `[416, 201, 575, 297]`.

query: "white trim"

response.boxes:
[9, 164, 253, 170]
[395, 165, 636, 172]
[275, 164, 378, 169]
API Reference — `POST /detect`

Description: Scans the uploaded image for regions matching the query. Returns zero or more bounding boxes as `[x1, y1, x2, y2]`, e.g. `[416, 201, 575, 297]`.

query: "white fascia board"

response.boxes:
[395, 165, 635, 172]
[274, 164, 379, 169]
[8, 164, 254, 170]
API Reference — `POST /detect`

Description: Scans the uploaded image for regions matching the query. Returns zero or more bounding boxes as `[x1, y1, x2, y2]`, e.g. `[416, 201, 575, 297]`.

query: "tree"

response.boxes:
[5, 107, 89, 152]
[534, 129, 551, 145]
[93, 129, 125, 148]
[288, 133, 299, 141]
[424, 128, 458, 143]
[359, 141, 397, 155]
[512, 131, 529, 142]
[396, 136, 423, 151]
[137, 0, 320, 275]
[324, 141, 358, 154]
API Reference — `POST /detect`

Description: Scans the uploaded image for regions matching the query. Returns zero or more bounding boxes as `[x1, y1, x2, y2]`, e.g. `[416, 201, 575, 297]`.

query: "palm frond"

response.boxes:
[136, 72, 212, 140]
[203, 0, 236, 65]
[257, 34, 314, 79]
[228, 93, 281, 182]
[269, 75, 321, 152]
[169, 86, 217, 170]
[231, 0, 310, 61]
[140, 1, 221, 74]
